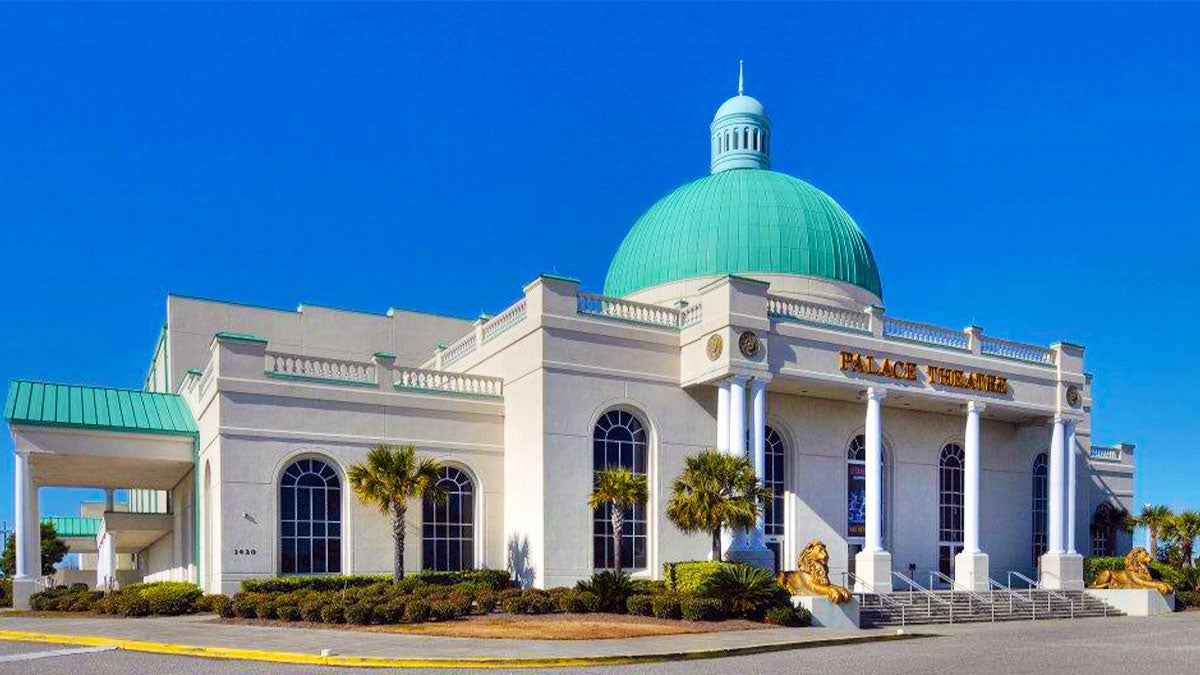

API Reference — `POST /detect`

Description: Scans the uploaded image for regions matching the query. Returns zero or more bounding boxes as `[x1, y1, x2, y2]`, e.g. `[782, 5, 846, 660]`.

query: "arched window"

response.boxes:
[938, 443, 965, 577]
[423, 466, 475, 572]
[1031, 452, 1048, 566]
[763, 426, 786, 570]
[743, 128, 749, 149]
[280, 458, 341, 575]
[1091, 503, 1116, 557]
[847, 435, 885, 544]
[733, 129, 740, 150]
[724, 132, 730, 151]
[593, 409, 648, 571]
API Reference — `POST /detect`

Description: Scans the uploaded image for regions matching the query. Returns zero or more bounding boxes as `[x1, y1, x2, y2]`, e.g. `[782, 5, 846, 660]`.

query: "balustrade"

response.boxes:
[576, 292, 695, 329]
[883, 317, 971, 351]
[394, 367, 503, 397]
[980, 336, 1056, 366]
[767, 295, 869, 332]
[482, 299, 528, 342]
[265, 352, 376, 385]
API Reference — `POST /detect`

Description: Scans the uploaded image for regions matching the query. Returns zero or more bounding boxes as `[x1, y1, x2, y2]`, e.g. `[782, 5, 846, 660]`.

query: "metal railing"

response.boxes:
[842, 571, 907, 627]
[1008, 570, 1079, 618]
[927, 570, 994, 622]
[987, 577, 1035, 619]
[892, 571, 951, 621]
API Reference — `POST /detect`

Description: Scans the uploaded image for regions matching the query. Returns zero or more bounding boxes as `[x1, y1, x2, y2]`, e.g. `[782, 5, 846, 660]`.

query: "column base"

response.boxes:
[726, 547, 776, 571]
[793, 595, 861, 628]
[11, 578, 37, 610]
[1039, 552, 1084, 590]
[953, 551, 990, 592]
[853, 550, 892, 593]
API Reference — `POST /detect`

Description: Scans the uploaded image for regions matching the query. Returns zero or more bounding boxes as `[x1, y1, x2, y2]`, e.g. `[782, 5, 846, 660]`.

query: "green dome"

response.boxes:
[604, 169, 883, 299]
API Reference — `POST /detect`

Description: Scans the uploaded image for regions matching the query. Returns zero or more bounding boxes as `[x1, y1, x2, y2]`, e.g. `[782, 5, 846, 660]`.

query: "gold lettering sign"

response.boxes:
[838, 351, 1009, 394]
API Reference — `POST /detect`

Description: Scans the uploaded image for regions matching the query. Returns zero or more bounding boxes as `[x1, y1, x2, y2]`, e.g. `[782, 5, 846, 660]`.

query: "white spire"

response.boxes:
[738, 60, 744, 96]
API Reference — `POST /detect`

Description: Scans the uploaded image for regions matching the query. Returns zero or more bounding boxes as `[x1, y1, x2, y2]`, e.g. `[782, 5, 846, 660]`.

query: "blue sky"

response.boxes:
[1, 3, 1198, 530]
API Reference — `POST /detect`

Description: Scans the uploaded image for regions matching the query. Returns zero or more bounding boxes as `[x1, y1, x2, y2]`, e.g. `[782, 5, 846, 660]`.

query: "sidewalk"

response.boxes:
[0, 614, 916, 667]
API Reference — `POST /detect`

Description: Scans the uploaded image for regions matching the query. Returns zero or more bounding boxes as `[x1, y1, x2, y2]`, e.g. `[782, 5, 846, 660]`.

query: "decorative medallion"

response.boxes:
[1066, 385, 1082, 408]
[738, 331, 762, 358]
[706, 334, 723, 361]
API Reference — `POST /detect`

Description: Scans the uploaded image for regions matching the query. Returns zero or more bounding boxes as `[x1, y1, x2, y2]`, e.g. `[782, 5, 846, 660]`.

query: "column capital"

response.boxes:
[863, 387, 887, 402]
[728, 374, 750, 385]
[966, 401, 986, 414]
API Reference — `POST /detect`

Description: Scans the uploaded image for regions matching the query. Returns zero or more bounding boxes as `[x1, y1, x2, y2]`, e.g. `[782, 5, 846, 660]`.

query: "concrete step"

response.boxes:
[858, 589, 1124, 627]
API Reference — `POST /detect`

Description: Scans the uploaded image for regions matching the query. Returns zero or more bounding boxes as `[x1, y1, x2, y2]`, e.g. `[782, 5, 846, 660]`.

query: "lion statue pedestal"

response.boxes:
[779, 540, 860, 628]
[1084, 547, 1175, 616]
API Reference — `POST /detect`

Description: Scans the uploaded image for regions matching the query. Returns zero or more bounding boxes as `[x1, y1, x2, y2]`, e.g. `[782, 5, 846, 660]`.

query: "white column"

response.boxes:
[13, 450, 29, 580]
[105, 488, 115, 512]
[716, 380, 730, 453]
[729, 376, 746, 460]
[750, 378, 767, 550]
[954, 401, 989, 592]
[963, 402, 983, 553]
[864, 388, 885, 553]
[1047, 417, 1066, 555]
[854, 387, 892, 593]
[28, 482, 40, 579]
[1066, 420, 1078, 555]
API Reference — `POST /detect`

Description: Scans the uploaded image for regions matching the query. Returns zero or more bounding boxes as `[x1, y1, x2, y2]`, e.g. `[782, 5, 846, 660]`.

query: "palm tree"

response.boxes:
[588, 468, 649, 577]
[347, 444, 446, 583]
[666, 449, 766, 561]
[1136, 504, 1173, 559]
[1162, 511, 1200, 568]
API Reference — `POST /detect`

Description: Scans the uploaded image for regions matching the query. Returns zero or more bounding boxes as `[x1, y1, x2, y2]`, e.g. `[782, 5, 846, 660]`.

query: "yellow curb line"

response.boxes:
[0, 628, 926, 669]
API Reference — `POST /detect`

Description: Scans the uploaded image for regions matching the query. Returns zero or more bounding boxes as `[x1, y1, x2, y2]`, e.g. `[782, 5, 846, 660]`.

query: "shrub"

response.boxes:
[0, 578, 11, 608]
[212, 594, 234, 618]
[669, 561, 741, 594]
[1083, 557, 1126, 586]
[195, 594, 224, 613]
[276, 604, 301, 621]
[255, 597, 278, 620]
[429, 600, 460, 621]
[575, 571, 636, 613]
[239, 569, 512, 594]
[1175, 590, 1200, 609]
[699, 565, 788, 620]
[651, 594, 682, 620]
[69, 595, 97, 612]
[474, 591, 497, 614]
[765, 606, 810, 627]
[346, 601, 375, 625]
[299, 598, 325, 622]
[141, 582, 202, 616]
[121, 595, 151, 617]
[373, 601, 406, 624]
[680, 596, 724, 621]
[231, 593, 261, 619]
[404, 599, 432, 623]
[1151, 561, 1188, 591]
[320, 601, 347, 624]
[69, 582, 89, 592]
[553, 589, 599, 614]
[626, 594, 653, 616]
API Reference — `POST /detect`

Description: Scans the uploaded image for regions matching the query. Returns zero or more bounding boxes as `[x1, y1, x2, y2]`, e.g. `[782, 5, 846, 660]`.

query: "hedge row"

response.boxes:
[663, 561, 741, 594]
[0, 578, 11, 608]
[240, 569, 512, 594]
[29, 581, 202, 616]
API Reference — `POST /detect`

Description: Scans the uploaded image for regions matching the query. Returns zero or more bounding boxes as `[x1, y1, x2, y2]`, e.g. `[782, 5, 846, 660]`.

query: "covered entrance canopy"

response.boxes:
[4, 381, 198, 607]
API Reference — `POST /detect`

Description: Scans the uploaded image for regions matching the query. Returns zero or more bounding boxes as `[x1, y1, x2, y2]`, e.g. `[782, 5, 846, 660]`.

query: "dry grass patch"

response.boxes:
[215, 613, 769, 640]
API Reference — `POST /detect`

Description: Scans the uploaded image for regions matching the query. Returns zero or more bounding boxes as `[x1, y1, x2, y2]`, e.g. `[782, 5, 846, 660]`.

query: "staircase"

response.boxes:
[859, 589, 1123, 628]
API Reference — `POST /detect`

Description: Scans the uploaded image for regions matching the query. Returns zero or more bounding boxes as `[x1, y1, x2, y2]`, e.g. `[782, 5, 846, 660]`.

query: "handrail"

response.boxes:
[988, 577, 1033, 620]
[927, 569, 992, 622]
[842, 571, 907, 627]
[1008, 570, 1077, 618]
[892, 571, 949, 622]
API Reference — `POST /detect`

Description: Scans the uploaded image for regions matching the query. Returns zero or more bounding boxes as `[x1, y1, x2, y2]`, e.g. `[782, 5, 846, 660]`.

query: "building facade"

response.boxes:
[5, 83, 1134, 605]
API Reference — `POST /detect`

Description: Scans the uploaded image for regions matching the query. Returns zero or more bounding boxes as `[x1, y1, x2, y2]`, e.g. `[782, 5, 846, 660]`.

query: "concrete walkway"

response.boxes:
[0, 614, 909, 665]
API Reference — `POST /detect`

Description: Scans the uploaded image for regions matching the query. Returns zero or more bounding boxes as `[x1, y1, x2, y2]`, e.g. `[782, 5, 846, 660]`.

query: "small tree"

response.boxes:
[666, 449, 766, 561]
[1163, 511, 1200, 568]
[1, 522, 70, 577]
[1136, 504, 1173, 559]
[588, 468, 648, 576]
[347, 445, 446, 583]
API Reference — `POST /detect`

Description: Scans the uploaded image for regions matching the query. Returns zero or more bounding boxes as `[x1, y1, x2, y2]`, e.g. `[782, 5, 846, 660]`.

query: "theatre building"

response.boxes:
[5, 82, 1135, 608]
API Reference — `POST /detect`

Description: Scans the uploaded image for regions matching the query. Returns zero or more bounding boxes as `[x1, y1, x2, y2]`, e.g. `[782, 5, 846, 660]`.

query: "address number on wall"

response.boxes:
[233, 548, 258, 556]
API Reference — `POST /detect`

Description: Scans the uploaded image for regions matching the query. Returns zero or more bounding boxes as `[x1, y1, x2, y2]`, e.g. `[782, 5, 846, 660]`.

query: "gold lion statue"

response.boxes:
[778, 539, 852, 604]
[1090, 547, 1173, 594]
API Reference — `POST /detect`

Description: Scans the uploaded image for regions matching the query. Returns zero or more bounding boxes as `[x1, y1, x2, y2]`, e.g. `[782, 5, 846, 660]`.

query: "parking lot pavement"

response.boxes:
[0, 613, 1197, 674]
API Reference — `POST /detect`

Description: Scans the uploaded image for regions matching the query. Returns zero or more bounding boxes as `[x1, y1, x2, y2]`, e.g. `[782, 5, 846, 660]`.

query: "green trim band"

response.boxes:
[540, 273, 581, 284]
[373, 351, 396, 359]
[264, 371, 379, 388]
[8, 418, 199, 438]
[214, 331, 268, 344]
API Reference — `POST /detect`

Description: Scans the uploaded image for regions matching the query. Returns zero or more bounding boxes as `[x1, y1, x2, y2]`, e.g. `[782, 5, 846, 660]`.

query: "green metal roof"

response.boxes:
[43, 516, 101, 538]
[604, 169, 883, 299]
[4, 380, 198, 436]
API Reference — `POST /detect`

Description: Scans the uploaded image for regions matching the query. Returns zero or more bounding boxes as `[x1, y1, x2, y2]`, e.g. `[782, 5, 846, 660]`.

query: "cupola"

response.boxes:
[710, 61, 771, 173]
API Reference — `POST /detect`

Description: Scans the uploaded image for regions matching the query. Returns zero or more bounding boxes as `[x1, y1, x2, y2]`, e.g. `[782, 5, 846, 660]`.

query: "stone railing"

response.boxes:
[440, 333, 477, 368]
[265, 351, 377, 386]
[1089, 446, 1122, 462]
[980, 336, 1055, 366]
[768, 295, 870, 333]
[680, 303, 703, 328]
[482, 299, 528, 343]
[882, 317, 971, 351]
[577, 292, 696, 329]
[394, 367, 503, 398]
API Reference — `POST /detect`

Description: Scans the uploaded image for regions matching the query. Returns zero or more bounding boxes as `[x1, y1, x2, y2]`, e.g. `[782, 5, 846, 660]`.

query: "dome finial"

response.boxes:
[738, 60, 744, 96]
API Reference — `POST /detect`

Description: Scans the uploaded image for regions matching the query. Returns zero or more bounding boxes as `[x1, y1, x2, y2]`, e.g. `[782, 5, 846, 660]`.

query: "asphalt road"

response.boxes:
[0, 613, 1195, 674]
